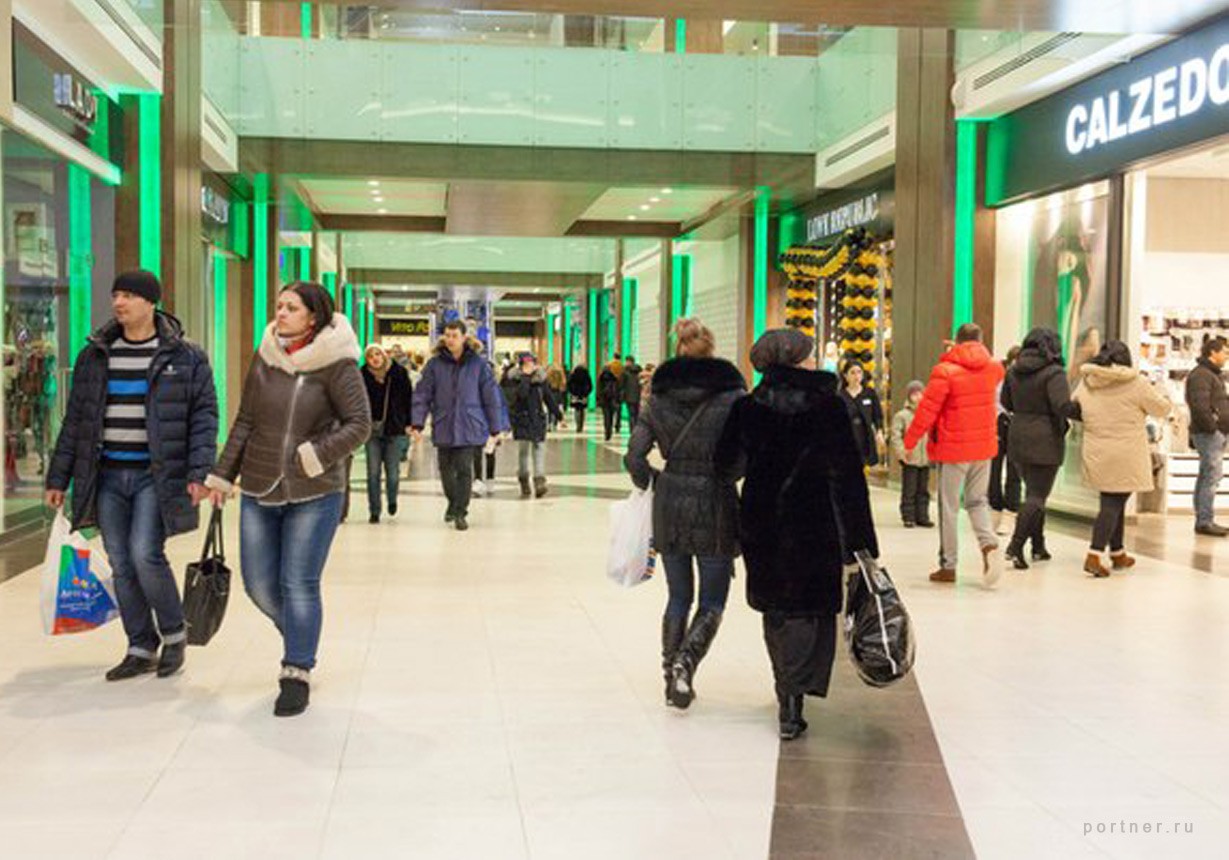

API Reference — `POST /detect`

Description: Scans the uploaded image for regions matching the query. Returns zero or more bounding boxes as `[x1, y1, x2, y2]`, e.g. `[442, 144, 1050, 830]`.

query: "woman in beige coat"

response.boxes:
[1072, 341, 1171, 578]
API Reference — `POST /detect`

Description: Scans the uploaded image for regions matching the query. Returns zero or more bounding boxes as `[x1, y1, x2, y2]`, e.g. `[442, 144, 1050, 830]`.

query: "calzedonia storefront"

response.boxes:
[983, 13, 1229, 517]
[0, 24, 130, 541]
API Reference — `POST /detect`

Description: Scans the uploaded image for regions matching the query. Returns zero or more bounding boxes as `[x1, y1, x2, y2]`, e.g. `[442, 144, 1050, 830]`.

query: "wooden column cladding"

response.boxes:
[973, 124, 997, 349]
[893, 28, 956, 409]
[160, 0, 204, 314]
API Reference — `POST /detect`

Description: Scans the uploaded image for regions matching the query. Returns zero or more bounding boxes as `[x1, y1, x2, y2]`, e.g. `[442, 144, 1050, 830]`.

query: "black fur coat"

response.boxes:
[625, 357, 747, 558]
[716, 365, 879, 615]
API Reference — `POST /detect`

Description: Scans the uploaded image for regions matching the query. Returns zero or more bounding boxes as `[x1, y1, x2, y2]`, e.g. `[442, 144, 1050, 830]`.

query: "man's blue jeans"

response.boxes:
[96, 468, 185, 658]
[1191, 431, 1226, 528]
[660, 553, 733, 620]
[366, 435, 408, 517]
[240, 493, 344, 670]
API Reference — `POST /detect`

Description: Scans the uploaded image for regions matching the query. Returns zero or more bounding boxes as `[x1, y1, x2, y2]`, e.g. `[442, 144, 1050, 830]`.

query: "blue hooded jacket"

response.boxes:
[411, 338, 509, 447]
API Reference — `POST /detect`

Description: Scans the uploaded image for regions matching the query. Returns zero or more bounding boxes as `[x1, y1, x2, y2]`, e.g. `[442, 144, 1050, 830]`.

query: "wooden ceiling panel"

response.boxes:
[445, 181, 608, 236]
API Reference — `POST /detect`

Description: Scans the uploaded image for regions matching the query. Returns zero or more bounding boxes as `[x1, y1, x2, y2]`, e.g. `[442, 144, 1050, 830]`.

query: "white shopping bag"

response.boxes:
[606, 488, 657, 588]
[39, 512, 119, 635]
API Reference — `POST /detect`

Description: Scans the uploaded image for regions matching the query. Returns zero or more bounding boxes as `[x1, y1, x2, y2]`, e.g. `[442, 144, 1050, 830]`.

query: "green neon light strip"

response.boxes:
[233, 199, 250, 259]
[253, 174, 270, 349]
[138, 94, 161, 277]
[323, 272, 337, 301]
[953, 121, 978, 334]
[620, 279, 634, 357]
[297, 246, 311, 282]
[562, 303, 573, 368]
[300, 2, 313, 39]
[68, 165, 92, 350]
[753, 187, 770, 342]
[675, 19, 687, 53]
[778, 210, 800, 258]
[588, 290, 599, 408]
[213, 251, 228, 440]
[546, 313, 556, 365]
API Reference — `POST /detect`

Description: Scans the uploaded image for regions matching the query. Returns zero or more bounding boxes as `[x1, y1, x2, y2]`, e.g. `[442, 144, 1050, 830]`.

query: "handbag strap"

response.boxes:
[661, 395, 717, 460]
[379, 377, 391, 421]
[200, 507, 225, 563]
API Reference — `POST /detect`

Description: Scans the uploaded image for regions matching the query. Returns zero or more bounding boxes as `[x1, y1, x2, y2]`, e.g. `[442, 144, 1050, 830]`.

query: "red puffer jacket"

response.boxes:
[904, 341, 1005, 463]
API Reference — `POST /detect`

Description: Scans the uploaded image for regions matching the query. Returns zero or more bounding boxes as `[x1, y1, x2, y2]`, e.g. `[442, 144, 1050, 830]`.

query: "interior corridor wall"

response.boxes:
[683, 235, 741, 362]
[627, 252, 663, 366]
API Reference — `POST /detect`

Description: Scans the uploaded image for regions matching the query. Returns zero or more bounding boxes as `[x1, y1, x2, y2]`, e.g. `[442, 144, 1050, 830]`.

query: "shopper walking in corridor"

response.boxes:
[1186, 336, 1229, 537]
[206, 282, 369, 716]
[621, 354, 643, 430]
[1072, 341, 1172, 577]
[904, 323, 1005, 586]
[46, 270, 218, 682]
[839, 360, 884, 467]
[1001, 328, 1074, 570]
[507, 353, 562, 499]
[716, 328, 879, 740]
[625, 318, 746, 710]
[598, 360, 624, 441]
[546, 364, 568, 431]
[567, 363, 593, 433]
[411, 320, 508, 531]
[361, 344, 413, 524]
[891, 380, 932, 528]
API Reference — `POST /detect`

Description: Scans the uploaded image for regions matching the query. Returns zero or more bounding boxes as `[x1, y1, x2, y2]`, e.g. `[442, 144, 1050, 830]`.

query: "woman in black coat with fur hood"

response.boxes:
[625, 319, 747, 711]
[717, 328, 880, 740]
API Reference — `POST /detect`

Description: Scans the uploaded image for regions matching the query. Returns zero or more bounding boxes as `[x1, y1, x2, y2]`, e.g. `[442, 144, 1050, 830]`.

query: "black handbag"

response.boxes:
[183, 508, 231, 646]
[843, 551, 916, 687]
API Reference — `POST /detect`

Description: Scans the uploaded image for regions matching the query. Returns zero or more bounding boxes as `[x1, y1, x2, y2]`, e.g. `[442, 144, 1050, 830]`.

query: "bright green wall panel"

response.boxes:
[458, 46, 536, 146]
[756, 58, 820, 151]
[608, 53, 683, 149]
[306, 41, 382, 140]
[682, 54, 756, 151]
[381, 44, 461, 143]
[533, 49, 611, 147]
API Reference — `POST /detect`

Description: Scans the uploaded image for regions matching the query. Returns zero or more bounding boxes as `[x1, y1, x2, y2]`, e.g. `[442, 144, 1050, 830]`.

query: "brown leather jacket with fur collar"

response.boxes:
[207, 315, 370, 504]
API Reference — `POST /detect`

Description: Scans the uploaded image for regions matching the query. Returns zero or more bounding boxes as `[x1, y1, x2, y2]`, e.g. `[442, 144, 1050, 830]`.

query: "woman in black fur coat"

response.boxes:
[717, 328, 880, 740]
[625, 319, 747, 710]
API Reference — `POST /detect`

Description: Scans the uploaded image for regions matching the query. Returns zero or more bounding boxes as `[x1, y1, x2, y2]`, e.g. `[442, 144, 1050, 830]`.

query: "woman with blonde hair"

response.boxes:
[625, 318, 746, 709]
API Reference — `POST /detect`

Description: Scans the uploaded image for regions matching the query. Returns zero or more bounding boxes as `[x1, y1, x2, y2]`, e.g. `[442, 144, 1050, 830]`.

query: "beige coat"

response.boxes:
[1072, 364, 1171, 493]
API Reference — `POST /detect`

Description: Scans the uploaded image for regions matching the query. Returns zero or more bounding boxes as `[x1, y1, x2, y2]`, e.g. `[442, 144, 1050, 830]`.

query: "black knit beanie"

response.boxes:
[112, 270, 162, 305]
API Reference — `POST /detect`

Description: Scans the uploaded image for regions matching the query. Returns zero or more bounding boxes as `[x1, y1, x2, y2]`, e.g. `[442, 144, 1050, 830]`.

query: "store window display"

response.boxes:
[1, 130, 116, 534]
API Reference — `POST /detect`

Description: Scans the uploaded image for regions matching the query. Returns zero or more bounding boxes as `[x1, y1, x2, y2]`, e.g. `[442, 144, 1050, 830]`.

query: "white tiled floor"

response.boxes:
[1, 447, 1228, 858]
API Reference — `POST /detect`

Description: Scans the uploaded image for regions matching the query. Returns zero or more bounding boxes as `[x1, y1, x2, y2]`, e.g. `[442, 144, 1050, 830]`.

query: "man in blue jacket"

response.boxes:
[411, 320, 509, 531]
[45, 270, 218, 681]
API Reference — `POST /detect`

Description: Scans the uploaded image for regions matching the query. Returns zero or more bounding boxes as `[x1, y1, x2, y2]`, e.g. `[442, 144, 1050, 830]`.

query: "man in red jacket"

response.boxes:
[905, 323, 1006, 586]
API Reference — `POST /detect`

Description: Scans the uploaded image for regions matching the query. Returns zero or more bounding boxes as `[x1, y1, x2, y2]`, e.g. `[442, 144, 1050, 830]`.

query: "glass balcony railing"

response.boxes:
[122, 0, 164, 35]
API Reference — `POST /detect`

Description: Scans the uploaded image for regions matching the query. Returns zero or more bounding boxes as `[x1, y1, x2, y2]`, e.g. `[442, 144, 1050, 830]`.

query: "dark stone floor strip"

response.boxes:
[769, 657, 975, 859]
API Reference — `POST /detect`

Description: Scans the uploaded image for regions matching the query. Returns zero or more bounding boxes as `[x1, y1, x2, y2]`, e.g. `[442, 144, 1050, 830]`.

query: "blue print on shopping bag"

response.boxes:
[53, 545, 118, 634]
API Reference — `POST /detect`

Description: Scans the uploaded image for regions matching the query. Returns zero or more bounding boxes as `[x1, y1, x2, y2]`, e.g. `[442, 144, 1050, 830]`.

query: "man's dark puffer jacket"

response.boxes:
[46, 312, 218, 535]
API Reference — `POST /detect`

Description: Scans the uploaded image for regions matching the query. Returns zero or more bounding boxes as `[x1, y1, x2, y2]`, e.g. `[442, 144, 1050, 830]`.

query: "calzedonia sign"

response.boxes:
[987, 15, 1229, 206]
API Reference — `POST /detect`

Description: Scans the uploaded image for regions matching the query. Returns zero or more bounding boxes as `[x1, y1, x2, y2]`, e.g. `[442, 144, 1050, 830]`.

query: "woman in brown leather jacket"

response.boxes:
[206, 282, 369, 717]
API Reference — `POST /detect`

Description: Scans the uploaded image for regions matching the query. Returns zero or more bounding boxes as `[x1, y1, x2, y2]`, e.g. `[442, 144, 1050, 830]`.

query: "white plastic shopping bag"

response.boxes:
[39, 512, 119, 635]
[607, 488, 657, 588]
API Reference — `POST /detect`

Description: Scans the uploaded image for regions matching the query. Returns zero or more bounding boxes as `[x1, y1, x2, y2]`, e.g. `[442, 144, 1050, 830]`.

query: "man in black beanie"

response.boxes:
[46, 270, 218, 681]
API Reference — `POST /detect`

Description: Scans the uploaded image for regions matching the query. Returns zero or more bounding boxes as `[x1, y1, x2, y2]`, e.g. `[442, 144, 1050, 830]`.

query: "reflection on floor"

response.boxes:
[0, 432, 1226, 858]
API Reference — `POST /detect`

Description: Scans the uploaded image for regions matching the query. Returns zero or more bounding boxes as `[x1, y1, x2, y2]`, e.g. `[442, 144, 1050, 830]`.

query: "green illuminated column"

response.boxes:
[562, 303, 573, 368]
[253, 174, 270, 349]
[300, 2, 313, 39]
[322, 272, 337, 302]
[546, 313, 556, 365]
[138, 94, 161, 277]
[587, 290, 599, 409]
[753, 187, 770, 344]
[213, 251, 229, 437]
[952, 120, 978, 333]
[68, 165, 93, 350]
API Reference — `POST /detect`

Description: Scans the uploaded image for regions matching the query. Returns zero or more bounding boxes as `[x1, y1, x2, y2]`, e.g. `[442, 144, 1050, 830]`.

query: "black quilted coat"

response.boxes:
[46, 312, 218, 535]
[716, 365, 879, 615]
[625, 357, 747, 558]
[507, 368, 562, 443]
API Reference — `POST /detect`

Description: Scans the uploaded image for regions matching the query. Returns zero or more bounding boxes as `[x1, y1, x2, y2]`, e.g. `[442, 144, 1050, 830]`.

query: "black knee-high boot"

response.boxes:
[661, 615, 687, 706]
[670, 610, 723, 709]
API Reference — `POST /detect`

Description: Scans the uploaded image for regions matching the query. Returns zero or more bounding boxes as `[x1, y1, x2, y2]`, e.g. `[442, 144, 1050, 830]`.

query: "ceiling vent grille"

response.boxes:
[972, 32, 1081, 91]
[825, 125, 891, 168]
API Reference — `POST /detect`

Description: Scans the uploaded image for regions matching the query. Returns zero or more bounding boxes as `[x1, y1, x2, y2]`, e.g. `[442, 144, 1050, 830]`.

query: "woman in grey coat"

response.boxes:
[625, 319, 746, 710]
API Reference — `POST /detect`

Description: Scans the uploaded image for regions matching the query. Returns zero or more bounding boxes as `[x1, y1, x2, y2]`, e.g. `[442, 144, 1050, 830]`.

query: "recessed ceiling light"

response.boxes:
[639, 204, 650, 211]
[378, 208, 388, 214]
[661, 187, 673, 195]
[649, 197, 661, 203]
[627, 215, 637, 221]
[368, 180, 380, 187]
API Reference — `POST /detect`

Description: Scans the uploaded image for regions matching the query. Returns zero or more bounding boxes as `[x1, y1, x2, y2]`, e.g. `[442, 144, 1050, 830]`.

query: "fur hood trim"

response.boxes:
[651, 357, 746, 396]
[434, 336, 485, 360]
[508, 367, 547, 384]
[259, 313, 361, 376]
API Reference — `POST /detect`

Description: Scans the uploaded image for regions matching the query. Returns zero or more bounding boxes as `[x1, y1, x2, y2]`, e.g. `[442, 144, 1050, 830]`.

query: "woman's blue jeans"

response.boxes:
[660, 553, 733, 620]
[240, 493, 344, 670]
[366, 435, 408, 517]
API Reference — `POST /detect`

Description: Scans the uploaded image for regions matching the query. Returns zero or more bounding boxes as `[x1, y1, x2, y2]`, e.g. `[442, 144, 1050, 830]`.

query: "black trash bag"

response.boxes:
[843, 551, 916, 687]
[183, 508, 231, 646]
